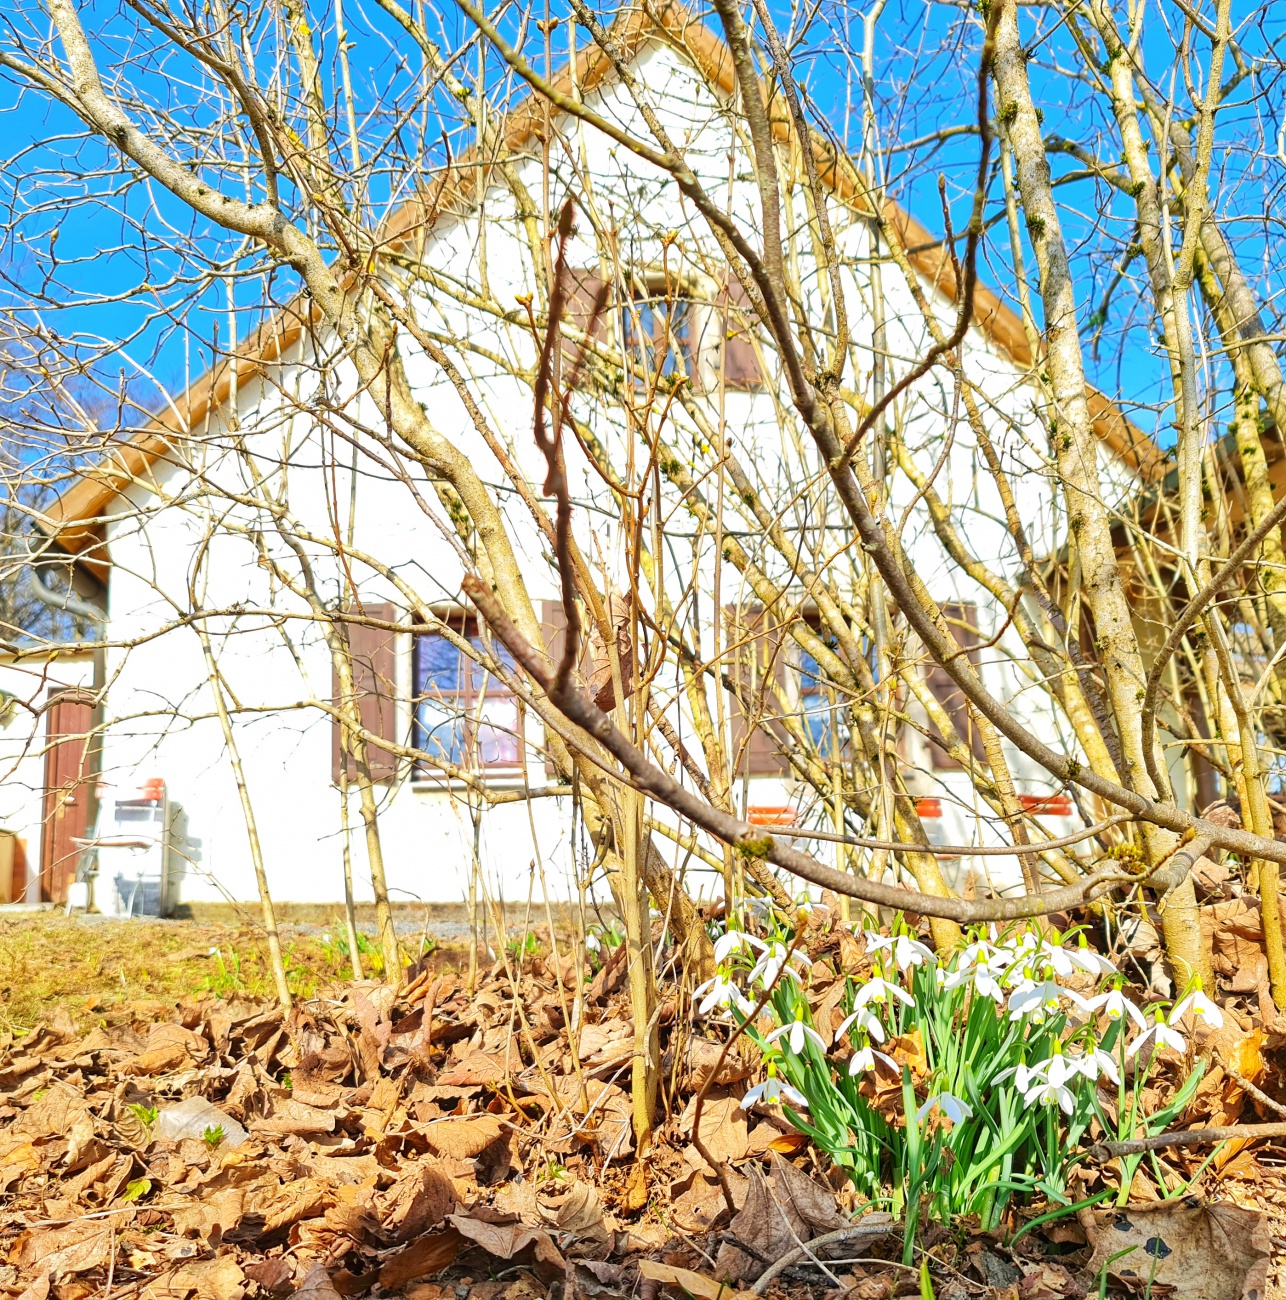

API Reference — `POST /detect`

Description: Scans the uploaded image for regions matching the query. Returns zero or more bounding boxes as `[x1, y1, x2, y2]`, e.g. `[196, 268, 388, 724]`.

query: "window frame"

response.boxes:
[411, 612, 523, 779]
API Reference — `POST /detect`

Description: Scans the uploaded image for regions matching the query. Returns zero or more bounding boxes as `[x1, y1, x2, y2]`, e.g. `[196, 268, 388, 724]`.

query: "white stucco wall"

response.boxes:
[68, 37, 1142, 910]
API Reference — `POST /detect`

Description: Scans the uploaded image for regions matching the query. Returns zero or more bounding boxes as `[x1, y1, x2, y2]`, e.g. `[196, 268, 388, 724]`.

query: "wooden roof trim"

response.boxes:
[44, 0, 1157, 558]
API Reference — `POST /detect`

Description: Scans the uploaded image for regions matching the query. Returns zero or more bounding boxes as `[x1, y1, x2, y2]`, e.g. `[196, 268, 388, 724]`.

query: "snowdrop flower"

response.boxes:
[584, 932, 602, 953]
[1008, 980, 1091, 1020]
[1068, 1046, 1120, 1086]
[1127, 1009, 1188, 1058]
[994, 1059, 1046, 1092]
[749, 942, 810, 988]
[848, 1044, 897, 1075]
[1169, 979, 1224, 1029]
[865, 930, 934, 970]
[693, 971, 754, 1018]
[1024, 1079, 1077, 1114]
[741, 1064, 808, 1110]
[1041, 1045, 1078, 1089]
[1086, 984, 1147, 1029]
[971, 964, 1005, 1003]
[713, 929, 766, 963]
[891, 933, 935, 970]
[1068, 936, 1117, 978]
[836, 1004, 888, 1043]
[765, 1012, 827, 1055]
[915, 1092, 973, 1125]
[1040, 940, 1078, 979]
[794, 896, 820, 916]
[854, 976, 915, 1009]
[744, 896, 775, 922]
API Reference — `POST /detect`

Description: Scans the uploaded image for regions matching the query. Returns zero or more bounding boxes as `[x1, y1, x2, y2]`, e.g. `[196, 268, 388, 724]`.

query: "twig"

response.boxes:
[1090, 1121, 1286, 1159]
[751, 1222, 897, 1294]
[463, 573, 1141, 923]
[1223, 1063, 1286, 1118]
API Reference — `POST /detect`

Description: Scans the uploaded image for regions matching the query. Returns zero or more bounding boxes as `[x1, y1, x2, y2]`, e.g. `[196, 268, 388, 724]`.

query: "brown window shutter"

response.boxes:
[925, 603, 986, 770]
[333, 603, 399, 784]
[723, 604, 791, 777]
[561, 270, 612, 380]
[719, 280, 765, 392]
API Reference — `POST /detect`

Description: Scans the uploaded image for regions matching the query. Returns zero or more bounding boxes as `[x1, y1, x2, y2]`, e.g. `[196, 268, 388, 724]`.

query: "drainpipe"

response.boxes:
[29, 567, 106, 629]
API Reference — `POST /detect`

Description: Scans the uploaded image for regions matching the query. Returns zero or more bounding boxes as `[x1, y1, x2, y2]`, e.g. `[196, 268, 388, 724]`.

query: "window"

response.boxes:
[413, 615, 519, 772]
[622, 292, 698, 385]
[798, 647, 846, 756]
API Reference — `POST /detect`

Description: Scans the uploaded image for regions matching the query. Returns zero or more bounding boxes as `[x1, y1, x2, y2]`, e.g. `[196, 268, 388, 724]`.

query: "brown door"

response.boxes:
[40, 690, 94, 904]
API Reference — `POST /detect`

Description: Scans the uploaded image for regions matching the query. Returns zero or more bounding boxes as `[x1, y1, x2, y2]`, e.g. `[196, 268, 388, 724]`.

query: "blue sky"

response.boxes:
[2, 0, 1284, 447]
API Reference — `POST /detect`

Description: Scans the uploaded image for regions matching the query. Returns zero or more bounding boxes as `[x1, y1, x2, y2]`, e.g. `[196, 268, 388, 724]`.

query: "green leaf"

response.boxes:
[121, 1178, 152, 1203]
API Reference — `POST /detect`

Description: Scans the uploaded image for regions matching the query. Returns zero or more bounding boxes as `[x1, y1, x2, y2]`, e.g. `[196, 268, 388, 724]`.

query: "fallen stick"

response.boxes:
[750, 1221, 897, 1294]
[1090, 1121, 1286, 1159]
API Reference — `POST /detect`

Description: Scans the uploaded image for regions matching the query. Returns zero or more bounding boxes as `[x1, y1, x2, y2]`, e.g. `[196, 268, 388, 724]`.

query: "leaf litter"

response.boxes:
[1, 908, 1285, 1300]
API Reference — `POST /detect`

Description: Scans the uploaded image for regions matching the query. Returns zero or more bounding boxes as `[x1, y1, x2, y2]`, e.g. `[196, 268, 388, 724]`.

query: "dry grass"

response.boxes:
[0, 914, 462, 1037]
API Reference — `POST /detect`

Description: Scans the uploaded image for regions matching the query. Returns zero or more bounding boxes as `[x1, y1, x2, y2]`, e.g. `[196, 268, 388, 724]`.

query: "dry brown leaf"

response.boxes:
[685, 1038, 751, 1090]
[669, 1168, 748, 1234]
[0, 1138, 43, 1192]
[448, 1211, 566, 1279]
[714, 1156, 891, 1284]
[374, 1160, 457, 1241]
[253, 1098, 336, 1137]
[169, 1186, 245, 1244]
[8, 1220, 113, 1279]
[535, 1177, 610, 1242]
[436, 1052, 508, 1086]
[142, 1256, 245, 1300]
[1086, 1199, 1271, 1300]
[637, 1260, 756, 1300]
[242, 1259, 294, 1295]
[288, 1264, 342, 1300]
[680, 1090, 748, 1163]
[378, 1228, 464, 1289]
[256, 1177, 333, 1233]
[423, 1114, 504, 1160]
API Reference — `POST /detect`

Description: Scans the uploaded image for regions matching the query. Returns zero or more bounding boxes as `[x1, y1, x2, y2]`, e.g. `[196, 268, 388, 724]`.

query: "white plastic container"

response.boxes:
[155, 1097, 248, 1149]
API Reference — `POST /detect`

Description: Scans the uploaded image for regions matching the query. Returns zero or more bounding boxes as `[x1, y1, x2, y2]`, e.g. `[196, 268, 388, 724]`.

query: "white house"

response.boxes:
[10, 6, 1164, 914]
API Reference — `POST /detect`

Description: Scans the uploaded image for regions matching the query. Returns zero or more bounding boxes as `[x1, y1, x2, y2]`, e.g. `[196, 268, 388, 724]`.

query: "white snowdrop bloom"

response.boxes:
[1041, 1049, 1078, 1089]
[713, 930, 766, 963]
[584, 932, 602, 953]
[892, 934, 935, 970]
[1127, 1011, 1188, 1058]
[1040, 941, 1078, 979]
[1008, 980, 1092, 1020]
[972, 965, 1006, 1003]
[1068, 1046, 1120, 1086]
[848, 1044, 897, 1075]
[693, 972, 754, 1018]
[764, 1015, 827, 1055]
[994, 1060, 1045, 1092]
[794, 897, 820, 916]
[749, 942, 810, 988]
[863, 933, 895, 956]
[1068, 940, 1117, 978]
[744, 896, 775, 922]
[836, 1004, 888, 1043]
[1024, 1079, 1077, 1114]
[1086, 986, 1147, 1029]
[915, 1092, 973, 1125]
[741, 1067, 808, 1110]
[1169, 979, 1224, 1029]
[854, 976, 915, 1009]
